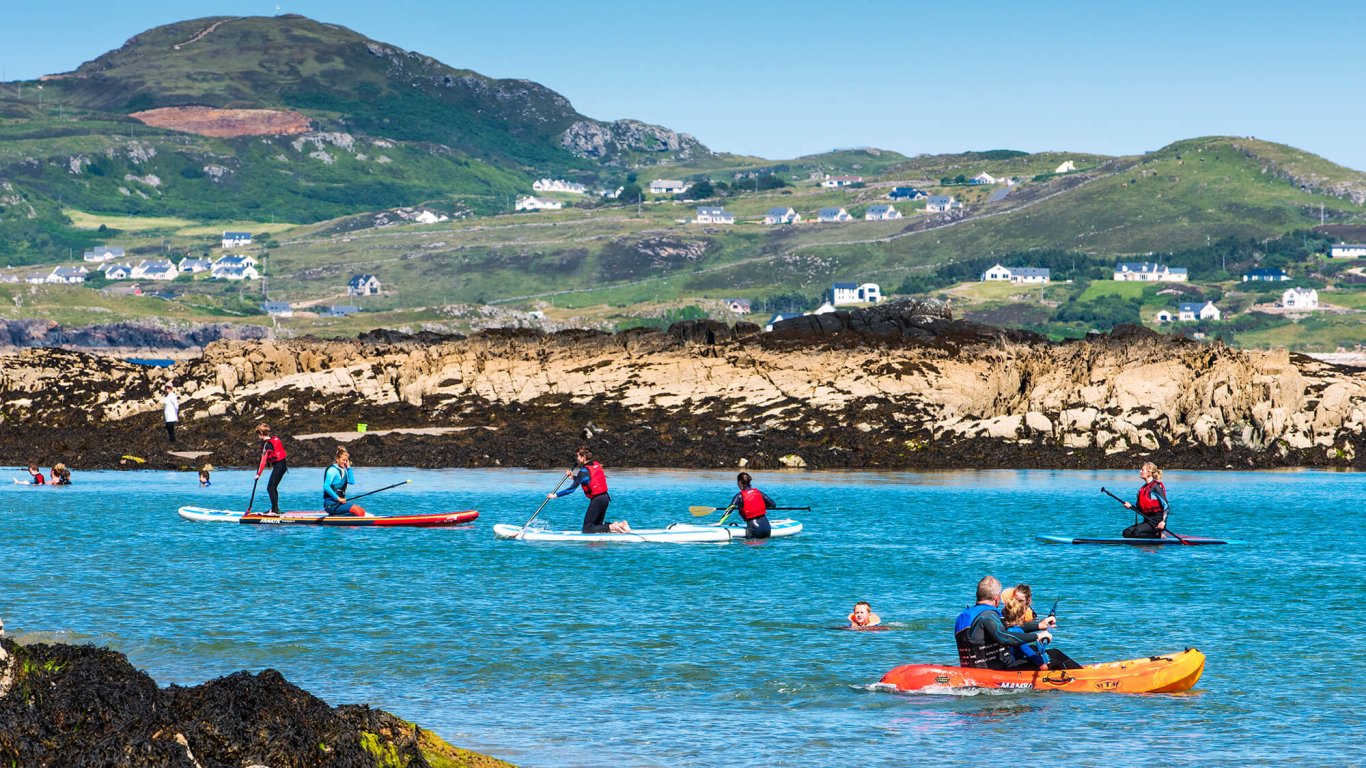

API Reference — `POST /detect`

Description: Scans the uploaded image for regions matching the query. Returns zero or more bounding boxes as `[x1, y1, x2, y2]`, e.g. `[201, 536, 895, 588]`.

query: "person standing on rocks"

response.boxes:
[162, 384, 180, 443]
[1121, 462, 1169, 539]
[724, 471, 775, 540]
[255, 423, 289, 515]
[547, 446, 630, 534]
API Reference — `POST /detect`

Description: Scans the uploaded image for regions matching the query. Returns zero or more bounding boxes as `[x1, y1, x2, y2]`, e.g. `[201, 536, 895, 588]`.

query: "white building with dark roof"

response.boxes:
[695, 206, 734, 225]
[1330, 243, 1366, 259]
[516, 196, 562, 211]
[817, 207, 852, 223]
[1177, 301, 1221, 321]
[864, 204, 902, 221]
[222, 231, 253, 248]
[650, 179, 691, 195]
[1280, 287, 1319, 310]
[764, 207, 801, 225]
[925, 195, 962, 213]
[348, 274, 381, 296]
[131, 259, 178, 281]
[47, 266, 89, 284]
[1114, 262, 1188, 282]
[83, 245, 124, 263]
[821, 175, 863, 188]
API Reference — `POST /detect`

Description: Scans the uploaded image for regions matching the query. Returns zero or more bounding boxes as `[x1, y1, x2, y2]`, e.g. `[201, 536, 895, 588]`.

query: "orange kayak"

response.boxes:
[880, 648, 1204, 694]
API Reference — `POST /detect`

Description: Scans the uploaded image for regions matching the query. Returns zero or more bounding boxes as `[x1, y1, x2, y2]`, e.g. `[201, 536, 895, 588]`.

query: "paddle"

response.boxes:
[519, 466, 578, 535]
[1100, 487, 1190, 545]
[245, 473, 261, 512]
[345, 478, 411, 503]
[689, 504, 811, 516]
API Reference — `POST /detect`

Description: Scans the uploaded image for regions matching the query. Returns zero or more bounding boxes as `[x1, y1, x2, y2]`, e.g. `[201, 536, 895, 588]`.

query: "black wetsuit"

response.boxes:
[728, 488, 776, 539]
[556, 466, 611, 533]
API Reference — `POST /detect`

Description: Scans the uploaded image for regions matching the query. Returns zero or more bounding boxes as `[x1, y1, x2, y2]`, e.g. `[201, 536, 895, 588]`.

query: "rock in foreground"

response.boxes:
[0, 638, 511, 768]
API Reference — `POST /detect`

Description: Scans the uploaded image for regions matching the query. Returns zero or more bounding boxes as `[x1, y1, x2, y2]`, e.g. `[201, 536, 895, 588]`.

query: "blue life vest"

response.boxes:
[953, 603, 1012, 669]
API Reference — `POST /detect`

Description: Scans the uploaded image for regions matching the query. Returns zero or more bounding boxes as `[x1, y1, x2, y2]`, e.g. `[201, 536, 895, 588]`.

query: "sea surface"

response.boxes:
[2, 467, 1361, 767]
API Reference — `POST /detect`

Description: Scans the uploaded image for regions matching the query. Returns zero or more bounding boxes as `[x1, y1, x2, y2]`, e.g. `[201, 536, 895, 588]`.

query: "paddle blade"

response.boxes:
[689, 506, 717, 517]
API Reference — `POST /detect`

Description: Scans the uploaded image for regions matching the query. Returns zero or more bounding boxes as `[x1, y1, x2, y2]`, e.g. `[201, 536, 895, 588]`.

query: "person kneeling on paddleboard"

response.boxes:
[725, 472, 775, 539]
[1121, 462, 1168, 539]
[548, 446, 630, 534]
[323, 447, 367, 517]
[954, 576, 1057, 671]
[849, 601, 882, 629]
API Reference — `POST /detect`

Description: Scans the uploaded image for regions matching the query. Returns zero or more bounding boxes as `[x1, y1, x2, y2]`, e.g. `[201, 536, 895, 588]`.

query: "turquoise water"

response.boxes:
[3, 467, 1362, 766]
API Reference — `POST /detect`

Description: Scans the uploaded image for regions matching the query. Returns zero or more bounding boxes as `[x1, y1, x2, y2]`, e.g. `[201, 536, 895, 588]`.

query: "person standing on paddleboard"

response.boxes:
[725, 471, 776, 540]
[1121, 462, 1168, 539]
[255, 423, 288, 515]
[547, 446, 630, 534]
[323, 447, 367, 516]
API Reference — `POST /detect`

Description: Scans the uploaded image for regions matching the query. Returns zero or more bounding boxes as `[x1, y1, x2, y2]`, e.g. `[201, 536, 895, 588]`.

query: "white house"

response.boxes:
[982, 264, 1013, 282]
[25, 274, 47, 284]
[132, 259, 178, 281]
[101, 263, 134, 280]
[212, 265, 259, 281]
[857, 283, 881, 303]
[1330, 243, 1366, 259]
[817, 207, 852, 223]
[888, 187, 926, 200]
[723, 298, 751, 314]
[695, 206, 734, 225]
[764, 207, 801, 225]
[83, 245, 124, 263]
[213, 254, 258, 270]
[1280, 287, 1319, 310]
[1177, 301, 1221, 322]
[864, 204, 902, 221]
[178, 258, 212, 274]
[348, 274, 382, 296]
[971, 172, 998, 185]
[262, 300, 293, 317]
[811, 300, 837, 314]
[925, 195, 961, 213]
[47, 266, 88, 284]
[1114, 262, 1188, 282]
[1242, 267, 1289, 282]
[650, 179, 691, 195]
[821, 175, 863, 188]
[1013, 267, 1051, 284]
[516, 196, 562, 211]
[222, 231, 253, 248]
[532, 178, 587, 194]
[413, 210, 449, 224]
[830, 282, 881, 306]
[1055, 160, 1077, 174]
[1154, 309, 1174, 323]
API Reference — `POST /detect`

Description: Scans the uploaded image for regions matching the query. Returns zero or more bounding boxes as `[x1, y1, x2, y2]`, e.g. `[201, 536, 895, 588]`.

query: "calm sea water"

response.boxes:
[2, 467, 1362, 767]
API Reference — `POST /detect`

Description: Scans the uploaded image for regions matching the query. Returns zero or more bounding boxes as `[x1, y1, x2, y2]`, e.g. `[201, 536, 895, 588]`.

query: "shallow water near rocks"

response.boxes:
[3, 467, 1361, 766]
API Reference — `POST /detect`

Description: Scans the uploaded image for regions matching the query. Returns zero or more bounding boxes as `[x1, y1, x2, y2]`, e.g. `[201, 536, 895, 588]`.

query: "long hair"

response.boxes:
[335, 446, 349, 462]
[1142, 461, 1163, 482]
[1002, 597, 1030, 628]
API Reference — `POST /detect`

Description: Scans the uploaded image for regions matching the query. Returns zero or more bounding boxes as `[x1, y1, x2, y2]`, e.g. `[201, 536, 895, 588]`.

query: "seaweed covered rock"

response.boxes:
[0, 639, 511, 768]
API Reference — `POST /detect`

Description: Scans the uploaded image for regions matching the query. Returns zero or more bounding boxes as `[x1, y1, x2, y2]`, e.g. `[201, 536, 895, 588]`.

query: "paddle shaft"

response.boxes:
[1100, 486, 1189, 545]
[345, 479, 410, 503]
[245, 473, 261, 512]
[520, 466, 578, 534]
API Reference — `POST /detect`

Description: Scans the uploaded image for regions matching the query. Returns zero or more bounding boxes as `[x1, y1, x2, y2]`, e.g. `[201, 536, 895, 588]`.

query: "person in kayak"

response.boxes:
[323, 447, 367, 516]
[255, 423, 288, 515]
[724, 471, 775, 539]
[1121, 461, 1168, 539]
[26, 464, 45, 484]
[848, 601, 882, 629]
[1001, 584, 1036, 623]
[954, 576, 1055, 670]
[547, 446, 630, 534]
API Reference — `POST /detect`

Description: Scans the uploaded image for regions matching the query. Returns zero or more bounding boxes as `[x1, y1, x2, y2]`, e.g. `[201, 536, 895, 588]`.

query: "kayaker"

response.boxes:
[547, 446, 630, 534]
[26, 464, 45, 485]
[323, 447, 367, 517]
[255, 423, 288, 515]
[1121, 461, 1168, 539]
[51, 463, 71, 486]
[953, 576, 1054, 670]
[1002, 595, 1083, 670]
[848, 601, 882, 629]
[725, 471, 775, 539]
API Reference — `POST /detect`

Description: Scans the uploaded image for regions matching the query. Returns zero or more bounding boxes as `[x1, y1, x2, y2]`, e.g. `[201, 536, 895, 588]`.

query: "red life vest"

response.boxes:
[32, 473, 45, 485]
[1137, 480, 1165, 515]
[259, 436, 287, 471]
[739, 487, 767, 520]
[581, 461, 608, 498]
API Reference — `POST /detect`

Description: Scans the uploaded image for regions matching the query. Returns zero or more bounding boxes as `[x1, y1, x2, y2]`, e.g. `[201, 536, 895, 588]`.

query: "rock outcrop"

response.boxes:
[0, 303, 1362, 470]
[0, 638, 510, 767]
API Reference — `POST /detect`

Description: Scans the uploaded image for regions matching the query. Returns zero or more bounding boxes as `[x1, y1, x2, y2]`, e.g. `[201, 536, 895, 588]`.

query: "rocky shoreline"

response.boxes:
[1, 301, 1363, 472]
[0, 635, 511, 767]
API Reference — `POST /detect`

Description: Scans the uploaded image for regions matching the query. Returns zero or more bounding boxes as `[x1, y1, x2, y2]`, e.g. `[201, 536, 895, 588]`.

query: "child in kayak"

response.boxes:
[26, 464, 45, 485]
[1002, 588, 1081, 670]
[1001, 584, 1036, 623]
[724, 471, 775, 539]
[848, 601, 882, 629]
[1121, 461, 1168, 539]
[255, 423, 288, 515]
[323, 447, 367, 516]
[547, 446, 630, 534]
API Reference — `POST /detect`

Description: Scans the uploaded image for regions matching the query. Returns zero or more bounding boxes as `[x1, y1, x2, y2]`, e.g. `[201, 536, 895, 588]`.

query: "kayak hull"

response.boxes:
[1037, 535, 1229, 546]
[880, 648, 1205, 694]
[494, 518, 802, 542]
[178, 506, 478, 527]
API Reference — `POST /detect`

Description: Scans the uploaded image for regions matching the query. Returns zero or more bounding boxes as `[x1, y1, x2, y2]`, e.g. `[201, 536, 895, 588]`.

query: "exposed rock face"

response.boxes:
[561, 119, 707, 163]
[131, 106, 313, 137]
[0, 319, 270, 351]
[0, 638, 511, 767]
[0, 304, 1362, 471]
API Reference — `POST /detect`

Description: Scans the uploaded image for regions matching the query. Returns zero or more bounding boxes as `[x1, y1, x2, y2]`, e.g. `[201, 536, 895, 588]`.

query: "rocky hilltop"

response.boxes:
[0, 302, 1362, 471]
[0, 637, 510, 767]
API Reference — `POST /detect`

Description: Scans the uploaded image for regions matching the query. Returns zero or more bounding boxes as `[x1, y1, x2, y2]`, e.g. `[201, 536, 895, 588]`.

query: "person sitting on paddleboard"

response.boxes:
[51, 463, 71, 486]
[849, 601, 882, 629]
[26, 464, 45, 485]
[547, 446, 630, 534]
[725, 471, 775, 540]
[1121, 462, 1168, 539]
[954, 576, 1056, 671]
[323, 447, 367, 517]
[255, 423, 288, 515]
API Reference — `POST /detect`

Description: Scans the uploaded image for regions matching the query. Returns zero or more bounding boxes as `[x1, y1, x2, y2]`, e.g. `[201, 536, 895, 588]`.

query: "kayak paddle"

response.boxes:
[346, 478, 411, 502]
[519, 466, 578, 535]
[1100, 487, 1190, 545]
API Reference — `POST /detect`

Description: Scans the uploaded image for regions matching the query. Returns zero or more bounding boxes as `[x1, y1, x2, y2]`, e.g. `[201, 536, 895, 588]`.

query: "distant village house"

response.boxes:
[981, 264, 1050, 284]
[47, 266, 88, 284]
[532, 178, 588, 195]
[1177, 301, 1221, 322]
[695, 206, 734, 225]
[887, 187, 926, 200]
[925, 195, 962, 213]
[1329, 243, 1366, 259]
[178, 258, 212, 274]
[864, 204, 902, 221]
[650, 179, 691, 195]
[516, 196, 562, 212]
[348, 274, 382, 297]
[101, 263, 134, 280]
[83, 245, 124, 263]
[1055, 160, 1076, 174]
[222, 232, 253, 249]
[1114, 262, 1188, 282]
[821, 175, 863, 188]
[1242, 267, 1289, 282]
[830, 281, 881, 306]
[817, 207, 852, 223]
[971, 172, 998, 185]
[1280, 287, 1319, 310]
[262, 300, 293, 317]
[723, 298, 751, 314]
[131, 259, 178, 281]
[764, 207, 801, 225]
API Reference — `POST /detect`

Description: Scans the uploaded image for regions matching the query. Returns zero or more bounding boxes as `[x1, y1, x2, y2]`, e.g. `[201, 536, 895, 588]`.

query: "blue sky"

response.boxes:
[3, 1, 1364, 169]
